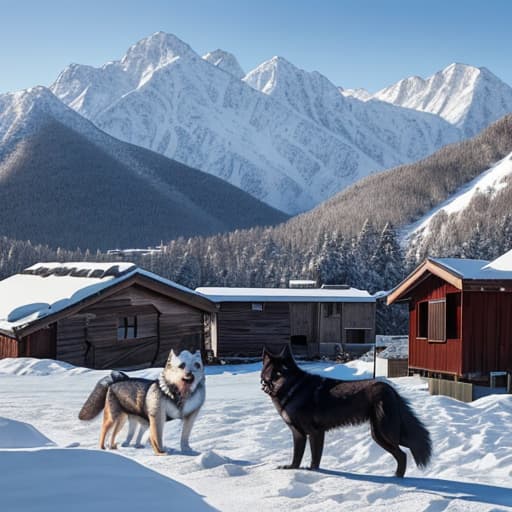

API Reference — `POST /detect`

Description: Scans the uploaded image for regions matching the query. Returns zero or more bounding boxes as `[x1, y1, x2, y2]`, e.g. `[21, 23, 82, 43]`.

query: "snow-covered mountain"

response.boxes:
[0, 86, 287, 249]
[50, 32, 461, 214]
[202, 49, 245, 79]
[355, 63, 512, 138]
[244, 56, 460, 163]
[404, 152, 512, 247]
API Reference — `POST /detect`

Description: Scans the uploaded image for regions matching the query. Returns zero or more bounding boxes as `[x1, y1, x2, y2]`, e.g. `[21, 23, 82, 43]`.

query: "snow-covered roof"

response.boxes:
[432, 249, 512, 279]
[195, 286, 375, 303]
[388, 249, 512, 304]
[0, 262, 212, 335]
[377, 339, 408, 360]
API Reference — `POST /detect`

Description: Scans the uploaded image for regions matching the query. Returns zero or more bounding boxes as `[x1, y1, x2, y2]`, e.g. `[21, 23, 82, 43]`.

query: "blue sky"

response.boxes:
[1, 0, 511, 94]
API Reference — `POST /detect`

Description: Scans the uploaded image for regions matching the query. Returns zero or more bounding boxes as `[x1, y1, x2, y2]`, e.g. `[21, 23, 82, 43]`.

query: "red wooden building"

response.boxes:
[387, 251, 512, 385]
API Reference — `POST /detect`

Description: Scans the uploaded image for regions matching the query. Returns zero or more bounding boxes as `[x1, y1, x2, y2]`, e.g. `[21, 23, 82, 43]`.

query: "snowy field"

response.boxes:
[1, 358, 512, 511]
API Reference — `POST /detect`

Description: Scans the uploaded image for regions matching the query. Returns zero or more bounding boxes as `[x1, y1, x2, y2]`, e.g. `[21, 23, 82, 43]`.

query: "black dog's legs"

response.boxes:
[309, 430, 325, 470]
[279, 425, 306, 469]
[370, 418, 407, 477]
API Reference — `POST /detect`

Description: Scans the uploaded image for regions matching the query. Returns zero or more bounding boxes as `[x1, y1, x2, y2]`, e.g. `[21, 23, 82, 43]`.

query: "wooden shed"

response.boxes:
[0, 262, 215, 369]
[387, 250, 512, 385]
[195, 285, 376, 358]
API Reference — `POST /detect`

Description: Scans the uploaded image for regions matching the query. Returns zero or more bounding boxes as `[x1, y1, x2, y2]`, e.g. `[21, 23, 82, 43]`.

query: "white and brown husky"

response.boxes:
[79, 349, 205, 455]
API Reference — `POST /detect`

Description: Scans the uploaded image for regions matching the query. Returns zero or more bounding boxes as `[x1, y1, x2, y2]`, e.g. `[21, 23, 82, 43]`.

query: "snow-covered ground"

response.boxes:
[1, 357, 512, 511]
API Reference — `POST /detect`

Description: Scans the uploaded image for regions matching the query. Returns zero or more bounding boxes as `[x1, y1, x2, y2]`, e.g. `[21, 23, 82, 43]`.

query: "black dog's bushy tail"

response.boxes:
[396, 393, 432, 468]
[78, 371, 129, 420]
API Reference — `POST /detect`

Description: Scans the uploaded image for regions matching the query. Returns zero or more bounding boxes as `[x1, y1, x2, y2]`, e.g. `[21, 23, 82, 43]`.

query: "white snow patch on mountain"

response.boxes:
[202, 49, 245, 79]
[404, 152, 512, 242]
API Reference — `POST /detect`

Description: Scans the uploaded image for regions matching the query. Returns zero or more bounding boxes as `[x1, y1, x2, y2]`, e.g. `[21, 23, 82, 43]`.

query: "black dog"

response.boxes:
[261, 345, 431, 477]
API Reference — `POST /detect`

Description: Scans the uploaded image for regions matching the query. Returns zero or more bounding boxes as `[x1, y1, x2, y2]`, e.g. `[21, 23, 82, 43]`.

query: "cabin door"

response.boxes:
[318, 303, 341, 342]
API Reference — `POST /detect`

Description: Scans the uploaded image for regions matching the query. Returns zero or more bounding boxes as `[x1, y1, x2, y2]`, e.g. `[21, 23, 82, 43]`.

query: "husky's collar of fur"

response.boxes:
[158, 373, 183, 406]
[158, 372, 203, 409]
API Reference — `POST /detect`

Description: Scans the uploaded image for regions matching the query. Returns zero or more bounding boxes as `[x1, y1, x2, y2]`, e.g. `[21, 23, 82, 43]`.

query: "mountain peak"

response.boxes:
[121, 32, 197, 73]
[373, 63, 512, 136]
[202, 49, 245, 79]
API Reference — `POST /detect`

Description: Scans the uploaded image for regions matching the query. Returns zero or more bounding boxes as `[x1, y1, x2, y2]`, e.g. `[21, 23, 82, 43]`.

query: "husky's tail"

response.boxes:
[396, 392, 432, 468]
[78, 371, 129, 420]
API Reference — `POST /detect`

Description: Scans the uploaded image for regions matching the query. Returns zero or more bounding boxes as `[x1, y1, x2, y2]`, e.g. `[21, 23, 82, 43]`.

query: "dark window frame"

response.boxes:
[446, 293, 460, 339]
[117, 316, 138, 340]
[417, 301, 428, 339]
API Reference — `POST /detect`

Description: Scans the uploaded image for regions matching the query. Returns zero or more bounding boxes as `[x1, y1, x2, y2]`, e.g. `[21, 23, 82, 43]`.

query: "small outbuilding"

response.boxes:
[387, 250, 512, 388]
[0, 262, 216, 369]
[196, 285, 376, 358]
[374, 336, 409, 378]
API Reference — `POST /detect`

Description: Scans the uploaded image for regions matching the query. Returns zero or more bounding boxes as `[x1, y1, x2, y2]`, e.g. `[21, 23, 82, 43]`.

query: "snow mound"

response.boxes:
[1, 448, 214, 511]
[197, 450, 231, 469]
[0, 357, 89, 376]
[0, 417, 55, 448]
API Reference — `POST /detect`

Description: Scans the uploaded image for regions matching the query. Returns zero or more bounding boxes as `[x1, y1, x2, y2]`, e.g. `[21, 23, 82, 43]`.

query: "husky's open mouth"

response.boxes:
[182, 375, 195, 384]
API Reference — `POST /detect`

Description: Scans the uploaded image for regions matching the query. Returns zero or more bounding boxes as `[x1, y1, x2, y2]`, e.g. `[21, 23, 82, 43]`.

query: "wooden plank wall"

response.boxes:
[217, 302, 290, 357]
[409, 275, 462, 376]
[462, 291, 512, 378]
[341, 302, 376, 342]
[0, 334, 18, 358]
[289, 303, 317, 341]
[57, 284, 204, 369]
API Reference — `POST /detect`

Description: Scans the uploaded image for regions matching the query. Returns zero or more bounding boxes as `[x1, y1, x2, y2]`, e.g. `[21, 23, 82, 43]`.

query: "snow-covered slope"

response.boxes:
[1, 358, 512, 511]
[372, 63, 512, 137]
[0, 86, 288, 249]
[404, 152, 512, 243]
[50, 32, 461, 214]
[202, 49, 245, 79]
[340, 87, 372, 101]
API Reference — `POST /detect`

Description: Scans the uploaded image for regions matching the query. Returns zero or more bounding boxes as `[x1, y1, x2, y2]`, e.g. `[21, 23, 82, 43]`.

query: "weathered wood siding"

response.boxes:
[289, 303, 317, 341]
[318, 304, 341, 342]
[0, 334, 18, 358]
[462, 291, 512, 378]
[341, 302, 376, 343]
[22, 326, 57, 359]
[387, 359, 409, 378]
[216, 302, 290, 357]
[408, 275, 462, 375]
[56, 284, 204, 369]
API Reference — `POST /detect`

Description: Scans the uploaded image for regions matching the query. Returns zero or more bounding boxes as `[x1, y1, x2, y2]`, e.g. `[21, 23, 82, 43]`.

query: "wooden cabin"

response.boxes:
[196, 285, 376, 358]
[387, 250, 512, 387]
[0, 262, 215, 369]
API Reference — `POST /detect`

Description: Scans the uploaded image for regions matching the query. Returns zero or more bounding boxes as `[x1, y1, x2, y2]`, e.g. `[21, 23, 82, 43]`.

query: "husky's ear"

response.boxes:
[166, 349, 177, 365]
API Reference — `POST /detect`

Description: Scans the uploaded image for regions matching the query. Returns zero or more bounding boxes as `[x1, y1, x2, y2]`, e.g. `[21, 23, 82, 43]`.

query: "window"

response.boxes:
[446, 293, 460, 339]
[251, 303, 263, 312]
[345, 329, 367, 343]
[417, 302, 428, 338]
[117, 316, 138, 340]
[323, 303, 341, 318]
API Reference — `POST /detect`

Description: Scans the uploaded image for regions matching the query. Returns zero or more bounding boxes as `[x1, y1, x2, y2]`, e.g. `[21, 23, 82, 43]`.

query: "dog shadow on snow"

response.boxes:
[315, 468, 512, 507]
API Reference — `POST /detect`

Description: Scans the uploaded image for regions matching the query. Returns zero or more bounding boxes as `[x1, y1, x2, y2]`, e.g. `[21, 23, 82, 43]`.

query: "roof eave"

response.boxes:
[387, 258, 463, 305]
[12, 272, 216, 338]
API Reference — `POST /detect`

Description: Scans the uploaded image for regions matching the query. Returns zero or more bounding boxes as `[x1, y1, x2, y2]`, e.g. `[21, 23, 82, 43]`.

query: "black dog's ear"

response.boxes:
[279, 344, 292, 359]
[262, 346, 273, 361]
